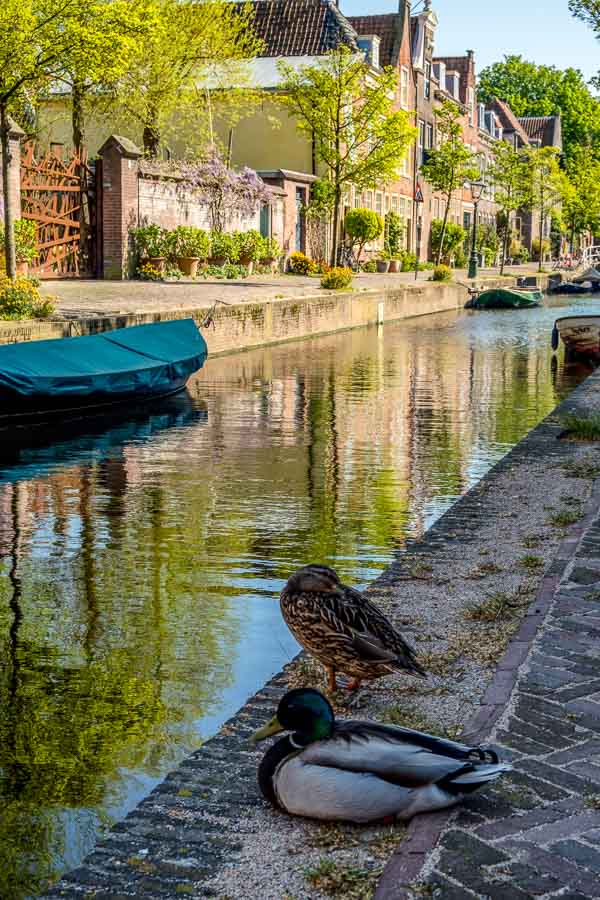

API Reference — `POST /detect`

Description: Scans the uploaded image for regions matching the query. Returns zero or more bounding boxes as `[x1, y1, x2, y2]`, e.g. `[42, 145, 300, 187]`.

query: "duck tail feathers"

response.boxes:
[439, 763, 512, 796]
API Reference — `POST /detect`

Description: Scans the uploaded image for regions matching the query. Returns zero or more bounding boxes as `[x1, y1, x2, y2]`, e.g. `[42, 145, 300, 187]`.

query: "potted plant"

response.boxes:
[170, 226, 209, 277]
[235, 230, 266, 273]
[260, 237, 281, 272]
[131, 224, 168, 274]
[384, 210, 403, 274]
[376, 251, 391, 274]
[209, 231, 238, 266]
[14, 219, 37, 275]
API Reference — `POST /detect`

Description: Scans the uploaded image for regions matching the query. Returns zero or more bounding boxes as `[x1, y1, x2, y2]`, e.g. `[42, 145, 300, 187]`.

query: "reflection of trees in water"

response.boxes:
[0, 454, 243, 898]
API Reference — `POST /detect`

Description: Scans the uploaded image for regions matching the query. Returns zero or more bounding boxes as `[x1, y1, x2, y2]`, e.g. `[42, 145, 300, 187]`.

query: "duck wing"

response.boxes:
[299, 720, 499, 788]
[330, 585, 426, 676]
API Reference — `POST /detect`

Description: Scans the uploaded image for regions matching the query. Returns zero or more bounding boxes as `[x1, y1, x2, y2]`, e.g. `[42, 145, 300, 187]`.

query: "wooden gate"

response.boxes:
[20, 143, 98, 278]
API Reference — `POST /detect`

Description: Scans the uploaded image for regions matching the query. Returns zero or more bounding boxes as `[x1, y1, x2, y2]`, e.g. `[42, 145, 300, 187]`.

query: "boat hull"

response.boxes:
[554, 316, 600, 360]
[471, 288, 542, 309]
[0, 319, 208, 426]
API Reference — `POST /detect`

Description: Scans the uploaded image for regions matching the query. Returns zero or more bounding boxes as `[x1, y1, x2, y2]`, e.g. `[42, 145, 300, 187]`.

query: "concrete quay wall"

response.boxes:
[0, 276, 544, 354]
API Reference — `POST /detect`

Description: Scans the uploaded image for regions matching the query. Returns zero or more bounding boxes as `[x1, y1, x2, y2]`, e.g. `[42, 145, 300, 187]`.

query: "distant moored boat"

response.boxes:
[467, 287, 543, 310]
[0, 318, 208, 426]
[551, 315, 600, 361]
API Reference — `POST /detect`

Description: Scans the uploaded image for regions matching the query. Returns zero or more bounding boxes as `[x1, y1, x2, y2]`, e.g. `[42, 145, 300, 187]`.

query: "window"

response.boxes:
[375, 193, 383, 216]
[424, 60, 431, 100]
[418, 119, 425, 166]
[365, 190, 373, 210]
[391, 195, 399, 212]
[354, 191, 363, 209]
[426, 123, 433, 149]
[467, 87, 475, 126]
[400, 67, 409, 109]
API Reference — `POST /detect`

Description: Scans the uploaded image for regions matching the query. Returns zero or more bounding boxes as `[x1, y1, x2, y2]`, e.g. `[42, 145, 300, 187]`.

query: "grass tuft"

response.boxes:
[522, 534, 543, 549]
[562, 457, 600, 479]
[464, 590, 529, 622]
[383, 702, 461, 740]
[547, 509, 581, 527]
[305, 858, 382, 899]
[561, 413, 600, 441]
[519, 554, 544, 572]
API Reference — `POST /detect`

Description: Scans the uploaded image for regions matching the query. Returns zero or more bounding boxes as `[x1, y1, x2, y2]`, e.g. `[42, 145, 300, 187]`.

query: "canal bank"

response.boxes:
[0, 270, 547, 351]
[42, 346, 600, 899]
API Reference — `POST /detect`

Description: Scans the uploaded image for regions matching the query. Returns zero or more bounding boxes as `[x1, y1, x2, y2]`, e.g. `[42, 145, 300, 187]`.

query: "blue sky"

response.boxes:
[342, 0, 600, 82]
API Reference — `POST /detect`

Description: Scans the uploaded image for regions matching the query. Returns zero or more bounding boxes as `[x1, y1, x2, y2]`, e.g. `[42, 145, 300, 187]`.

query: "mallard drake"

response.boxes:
[280, 564, 426, 691]
[251, 688, 511, 824]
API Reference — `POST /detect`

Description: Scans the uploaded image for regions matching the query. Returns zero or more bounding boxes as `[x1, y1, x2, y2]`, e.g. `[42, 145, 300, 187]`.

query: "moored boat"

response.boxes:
[468, 287, 543, 310]
[551, 315, 600, 360]
[0, 318, 208, 426]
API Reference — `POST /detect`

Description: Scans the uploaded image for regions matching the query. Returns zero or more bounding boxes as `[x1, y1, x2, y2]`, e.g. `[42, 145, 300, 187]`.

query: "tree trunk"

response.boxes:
[330, 185, 342, 268]
[1, 103, 16, 280]
[72, 80, 86, 158]
[436, 196, 451, 266]
[500, 213, 510, 276]
[538, 208, 544, 274]
[143, 106, 161, 158]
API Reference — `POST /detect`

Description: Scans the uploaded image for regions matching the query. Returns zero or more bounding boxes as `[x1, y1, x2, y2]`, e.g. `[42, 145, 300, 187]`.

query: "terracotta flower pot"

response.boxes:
[142, 256, 166, 274]
[16, 260, 29, 276]
[176, 256, 200, 277]
[388, 259, 400, 273]
[376, 260, 390, 274]
[209, 256, 227, 267]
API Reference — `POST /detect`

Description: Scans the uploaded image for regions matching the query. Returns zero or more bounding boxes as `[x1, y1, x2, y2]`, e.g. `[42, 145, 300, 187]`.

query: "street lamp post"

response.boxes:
[468, 180, 486, 280]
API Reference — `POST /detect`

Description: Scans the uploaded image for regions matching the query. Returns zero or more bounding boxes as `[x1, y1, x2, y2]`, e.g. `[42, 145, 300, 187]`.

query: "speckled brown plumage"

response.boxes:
[280, 565, 426, 690]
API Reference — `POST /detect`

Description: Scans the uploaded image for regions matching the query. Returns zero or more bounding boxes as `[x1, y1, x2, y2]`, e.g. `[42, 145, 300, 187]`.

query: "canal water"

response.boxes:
[1, 295, 599, 896]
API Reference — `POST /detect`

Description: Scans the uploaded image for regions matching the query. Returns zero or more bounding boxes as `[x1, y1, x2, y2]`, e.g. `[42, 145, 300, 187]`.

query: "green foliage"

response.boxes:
[320, 267, 353, 290]
[431, 264, 453, 282]
[345, 208, 384, 261]
[209, 231, 239, 262]
[278, 46, 416, 264]
[168, 226, 210, 259]
[0, 274, 54, 319]
[131, 223, 168, 258]
[261, 237, 281, 260]
[453, 249, 468, 269]
[430, 219, 466, 263]
[0, 219, 38, 264]
[384, 210, 403, 258]
[361, 259, 377, 273]
[561, 412, 600, 440]
[421, 101, 479, 264]
[113, 0, 264, 157]
[203, 262, 248, 279]
[137, 261, 163, 280]
[531, 238, 551, 260]
[234, 229, 266, 262]
[306, 179, 337, 219]
[478, 55, 600, 165]
[289, 251, 317, 275]
[562, 148, 600, 238]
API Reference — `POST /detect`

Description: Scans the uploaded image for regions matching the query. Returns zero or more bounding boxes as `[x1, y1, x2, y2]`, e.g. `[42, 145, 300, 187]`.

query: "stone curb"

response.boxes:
[373, 444, 600, 899]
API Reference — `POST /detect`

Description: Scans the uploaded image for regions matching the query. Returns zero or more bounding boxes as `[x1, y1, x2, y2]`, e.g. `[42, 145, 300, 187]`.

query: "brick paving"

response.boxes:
[377, 485, 600, 899]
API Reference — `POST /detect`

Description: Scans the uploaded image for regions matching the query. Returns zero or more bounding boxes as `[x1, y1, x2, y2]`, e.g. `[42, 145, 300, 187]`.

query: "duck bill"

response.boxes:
[250, 715, 284, 744]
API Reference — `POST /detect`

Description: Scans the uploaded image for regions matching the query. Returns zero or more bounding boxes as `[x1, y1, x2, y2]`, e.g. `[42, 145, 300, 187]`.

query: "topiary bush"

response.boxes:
[289, 251, 317, 275]
[0, 275, 55, 319]
[431, 264, 453, 282]
[345, 208, 384, 262]
[384, 210, 404, 258]
[431, 219, 467, 263]
[320, 267, 353, 290]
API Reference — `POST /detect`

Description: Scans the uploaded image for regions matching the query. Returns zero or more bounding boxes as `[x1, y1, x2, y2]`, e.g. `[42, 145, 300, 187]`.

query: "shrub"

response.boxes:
[0, 219, 38, 265]
[345, 208, 384, 261]
[234, 229, 266, 263]
[532, 238, 551, 261]
[0, 275, 55, 320]
[361, 260, 377, 273]
[209, 231, 239, 262]
[320, 267, 353, 290]
[453, 249, 467, 269]
[169, 226, 210, 259]
[261, 237, 281, 260]
[400, 251, 418, 272]
[384, 210, 404, 258]
[431, 219, 466, 263]
[130, 223, 168, 258]
[289, 251, 317, 275]
[431, 264, 453, 282]
[137, 262, 163, 281]
[203, 263, 248, 280]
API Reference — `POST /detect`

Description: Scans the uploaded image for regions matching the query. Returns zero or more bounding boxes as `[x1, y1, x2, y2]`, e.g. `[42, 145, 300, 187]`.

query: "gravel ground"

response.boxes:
[208, 422, 599, 900]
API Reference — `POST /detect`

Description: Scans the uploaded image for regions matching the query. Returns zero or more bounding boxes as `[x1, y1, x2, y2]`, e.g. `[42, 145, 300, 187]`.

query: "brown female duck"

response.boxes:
[280, 564, 426, 691]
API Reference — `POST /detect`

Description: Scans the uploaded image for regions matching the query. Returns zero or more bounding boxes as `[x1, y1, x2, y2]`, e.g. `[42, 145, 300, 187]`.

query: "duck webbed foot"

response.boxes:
[325, 665, 338, 694]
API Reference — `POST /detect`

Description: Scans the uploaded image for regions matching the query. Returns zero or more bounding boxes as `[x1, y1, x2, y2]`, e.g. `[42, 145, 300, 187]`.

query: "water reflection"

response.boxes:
[0, 296, 598, 896]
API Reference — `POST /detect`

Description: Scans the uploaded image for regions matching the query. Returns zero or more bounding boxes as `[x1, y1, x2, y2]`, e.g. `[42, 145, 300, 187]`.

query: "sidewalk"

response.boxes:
[39, 264, 541, 319]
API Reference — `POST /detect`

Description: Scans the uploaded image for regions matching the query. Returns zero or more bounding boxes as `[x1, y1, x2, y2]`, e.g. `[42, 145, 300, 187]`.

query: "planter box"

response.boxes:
[176, 256, 200, 277]
[376, 260, 390, 274]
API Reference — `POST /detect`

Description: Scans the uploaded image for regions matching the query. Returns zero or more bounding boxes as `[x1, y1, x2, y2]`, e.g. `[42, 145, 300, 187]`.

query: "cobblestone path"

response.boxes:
[391, 493, 600, 899]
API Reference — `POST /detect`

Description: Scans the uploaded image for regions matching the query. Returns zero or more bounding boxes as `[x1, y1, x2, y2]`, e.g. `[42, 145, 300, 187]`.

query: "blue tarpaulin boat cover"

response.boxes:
[0, 319, 207, 398]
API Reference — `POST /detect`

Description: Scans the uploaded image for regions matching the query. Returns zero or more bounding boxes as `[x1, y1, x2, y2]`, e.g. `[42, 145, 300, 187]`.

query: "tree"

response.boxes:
[570, 0, 600, 36]
[562, 147, 600, 247]
[430, 219, 467, 264]
[488, 141, 531, 274]
[345, 208, 383, 262]
[526, 146, 564, 272]
[113, 0, 263, 157]
[0, 1, 87, 276]
[50, 0, 154, 157]
[477, 55, 600, 165]
[421, 100, 479, 265]
[278, 47, 416, 267]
